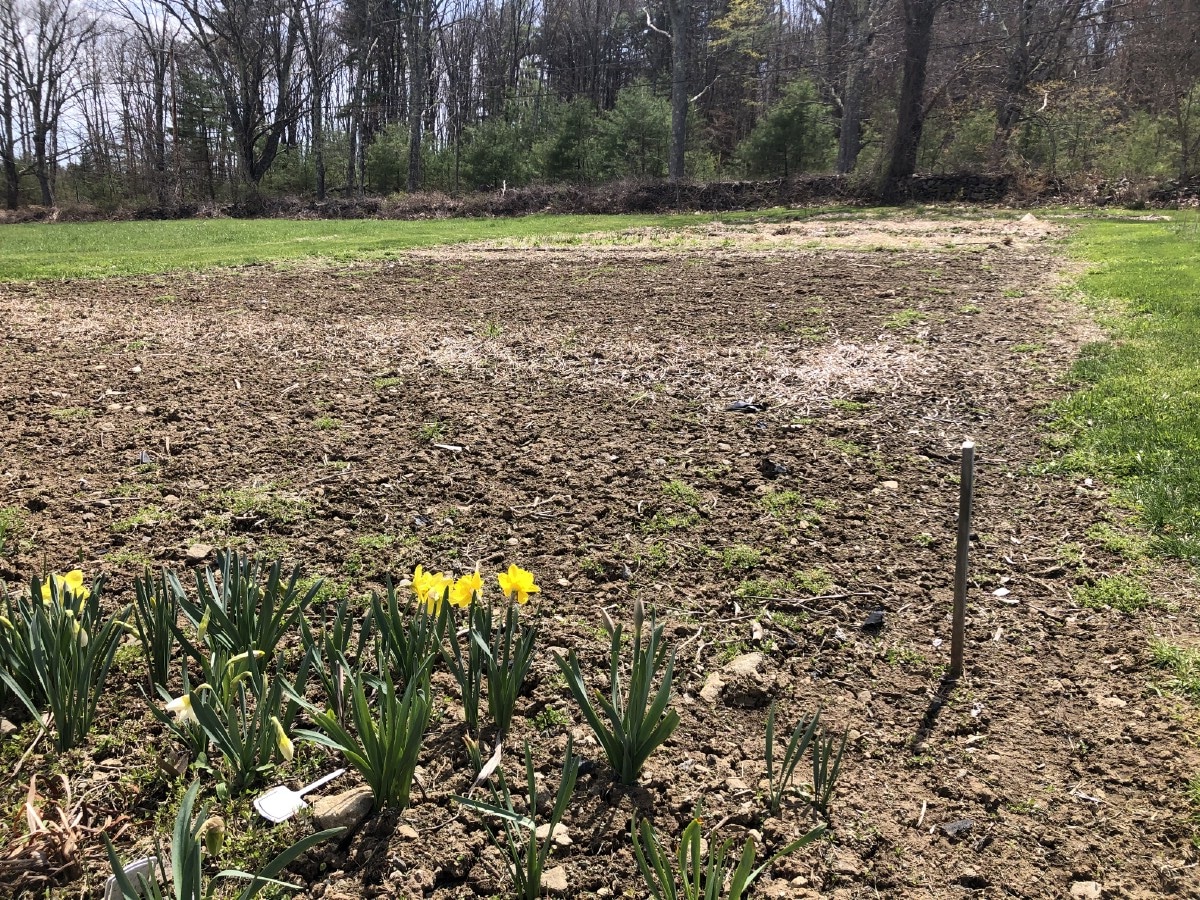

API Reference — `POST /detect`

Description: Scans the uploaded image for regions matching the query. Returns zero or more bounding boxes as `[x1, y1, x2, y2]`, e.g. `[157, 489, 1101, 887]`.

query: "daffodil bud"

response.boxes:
[633, 596, 645, 637]
[201, 816, 226, 855]
[197, 608, 211, 645]
[600, 608, 615, 639]
[271, 716, 294, 762]
[0, 615, 12, 629]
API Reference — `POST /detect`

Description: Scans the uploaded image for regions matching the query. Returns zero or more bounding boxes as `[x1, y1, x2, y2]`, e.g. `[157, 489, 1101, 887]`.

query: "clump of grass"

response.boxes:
[49, 406, 93, 420]
[662, 480, 701, 507]
[761, 490, 804, 516]
[735, 568, 832, 600]
[1149, 639, 1200, 699]
[1086, 522, 1149, 559]
[373, 376, 402, 389]
[722, 544, 762, 573]
[208, 485, 310, 527]
[419, 421, 446, 442]
[793, 568, 834, 595]
[112, 505, 165, 533]
[1074, 575, 1151, 613]
[826, 437, 863, 457]
[830, 398, 871, 412]
[641, 511, 700, 533]
[313, 416, 340, 430]
[884, 308, 924, 329]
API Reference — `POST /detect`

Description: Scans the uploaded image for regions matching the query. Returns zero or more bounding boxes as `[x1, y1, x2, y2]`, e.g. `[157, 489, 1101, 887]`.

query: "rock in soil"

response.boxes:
[541, 865, 569, 894]
[1070, 883, 1103, 899]
[312, 786, 374, 831]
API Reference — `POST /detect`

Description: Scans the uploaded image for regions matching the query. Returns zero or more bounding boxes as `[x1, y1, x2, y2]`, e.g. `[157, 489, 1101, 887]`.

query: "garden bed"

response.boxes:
[0, 215, 1196, 899]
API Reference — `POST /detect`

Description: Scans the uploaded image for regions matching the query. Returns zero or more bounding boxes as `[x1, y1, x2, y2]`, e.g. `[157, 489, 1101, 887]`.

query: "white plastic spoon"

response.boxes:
[254, 768, 346, 823]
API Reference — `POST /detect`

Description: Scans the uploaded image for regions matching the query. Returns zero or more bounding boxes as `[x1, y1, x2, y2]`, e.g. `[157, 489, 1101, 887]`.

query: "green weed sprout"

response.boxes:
[103, 781, 342, 900]
[455, 740, 579, 900]
[478, 601, 537, 737]
[292, 648, 433, 811]
[764, 704, 819, 817]
[554, 599, 679, 784]
[0, 573, 129, 751]
[178, 551, 318, 660]
[132, 568, 184, 692]
[812, 728, 847, 819]
[632, 810, 825, 900]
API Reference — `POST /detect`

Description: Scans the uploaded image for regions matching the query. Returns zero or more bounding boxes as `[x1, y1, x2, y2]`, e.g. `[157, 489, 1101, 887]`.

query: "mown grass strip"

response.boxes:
[1056, 213, 1200, 560]
[0, 207, 862, 281]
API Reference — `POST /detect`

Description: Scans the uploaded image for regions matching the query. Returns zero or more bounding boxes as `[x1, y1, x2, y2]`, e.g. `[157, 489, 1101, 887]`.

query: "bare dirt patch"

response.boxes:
[0, 220, 1196, 899]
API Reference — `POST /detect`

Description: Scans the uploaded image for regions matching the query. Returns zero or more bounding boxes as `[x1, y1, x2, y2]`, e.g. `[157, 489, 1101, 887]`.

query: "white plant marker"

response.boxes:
[254, 768, 346, 823]
[103, 856, 159, 900]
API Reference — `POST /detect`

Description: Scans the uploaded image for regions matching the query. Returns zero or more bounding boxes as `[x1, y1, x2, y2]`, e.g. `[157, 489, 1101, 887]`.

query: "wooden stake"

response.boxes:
[949, 440, 975, 680]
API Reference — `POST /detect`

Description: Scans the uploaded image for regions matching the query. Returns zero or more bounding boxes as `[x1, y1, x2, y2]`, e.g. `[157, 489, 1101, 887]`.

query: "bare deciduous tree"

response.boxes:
[0, 0, 99, 206]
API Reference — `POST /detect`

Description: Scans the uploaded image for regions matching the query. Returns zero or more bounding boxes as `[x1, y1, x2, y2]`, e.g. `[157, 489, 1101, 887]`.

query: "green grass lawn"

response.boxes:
[1057, 211, 1200, 559]
[0, 207, 866, 281]
[0, 215, 685, 280]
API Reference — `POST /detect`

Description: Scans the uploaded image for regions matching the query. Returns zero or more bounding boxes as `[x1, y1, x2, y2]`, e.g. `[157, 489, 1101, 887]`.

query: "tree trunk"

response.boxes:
[1, 77, 16, 209]
[837, 61, 865, 174]
[883, 0, 937, 197]
[406, 0, 430, 193]
[34, 128, 53, 206]
[312, 95, 325, 200]
[666, 0, 688, 183]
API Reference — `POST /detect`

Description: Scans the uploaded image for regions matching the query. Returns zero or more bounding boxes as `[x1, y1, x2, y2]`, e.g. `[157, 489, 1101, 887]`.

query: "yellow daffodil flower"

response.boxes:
[165, 693, 198, 726]
[271, 716, 294, 762]
[412, 565, 452, 614]
[59, 570, 90, 600]
[0, 616, 12, 629]
[497, 564, 540, 605]
[450, 569, 483, 608]
[38, 570, 91, 605]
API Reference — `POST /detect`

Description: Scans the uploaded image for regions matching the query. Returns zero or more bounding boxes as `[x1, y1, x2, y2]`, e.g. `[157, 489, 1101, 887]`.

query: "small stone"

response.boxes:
[856, 690, 872, 704]
[1098, 695, 1126, 708]
[312, 786, 374, 831]
[541, 865, 569, 894]
[958, 867, 989, 889]
[397, 824, 419, 840]
[1070, 882, 1103, 899]
[535, 823, 572, 847]
[881, 480, 899, 490]
[186, 544, 214, 563]
[0, 719, 17, 739]
[831, 852, 860, 877]
[726, 777, 750, 793]
[700, 672, 725, 704]
[940, 819, 974, 838]
[722, 652, 763, 677]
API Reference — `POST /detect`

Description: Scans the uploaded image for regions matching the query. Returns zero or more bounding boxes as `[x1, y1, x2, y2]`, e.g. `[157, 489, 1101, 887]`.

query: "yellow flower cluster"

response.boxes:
[411, 564, 539, 613]
[38, 570, 90, 604]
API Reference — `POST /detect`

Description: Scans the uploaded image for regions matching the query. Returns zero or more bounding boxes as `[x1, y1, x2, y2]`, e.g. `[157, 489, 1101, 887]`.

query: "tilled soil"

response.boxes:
[1, 216, 1197, 899]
